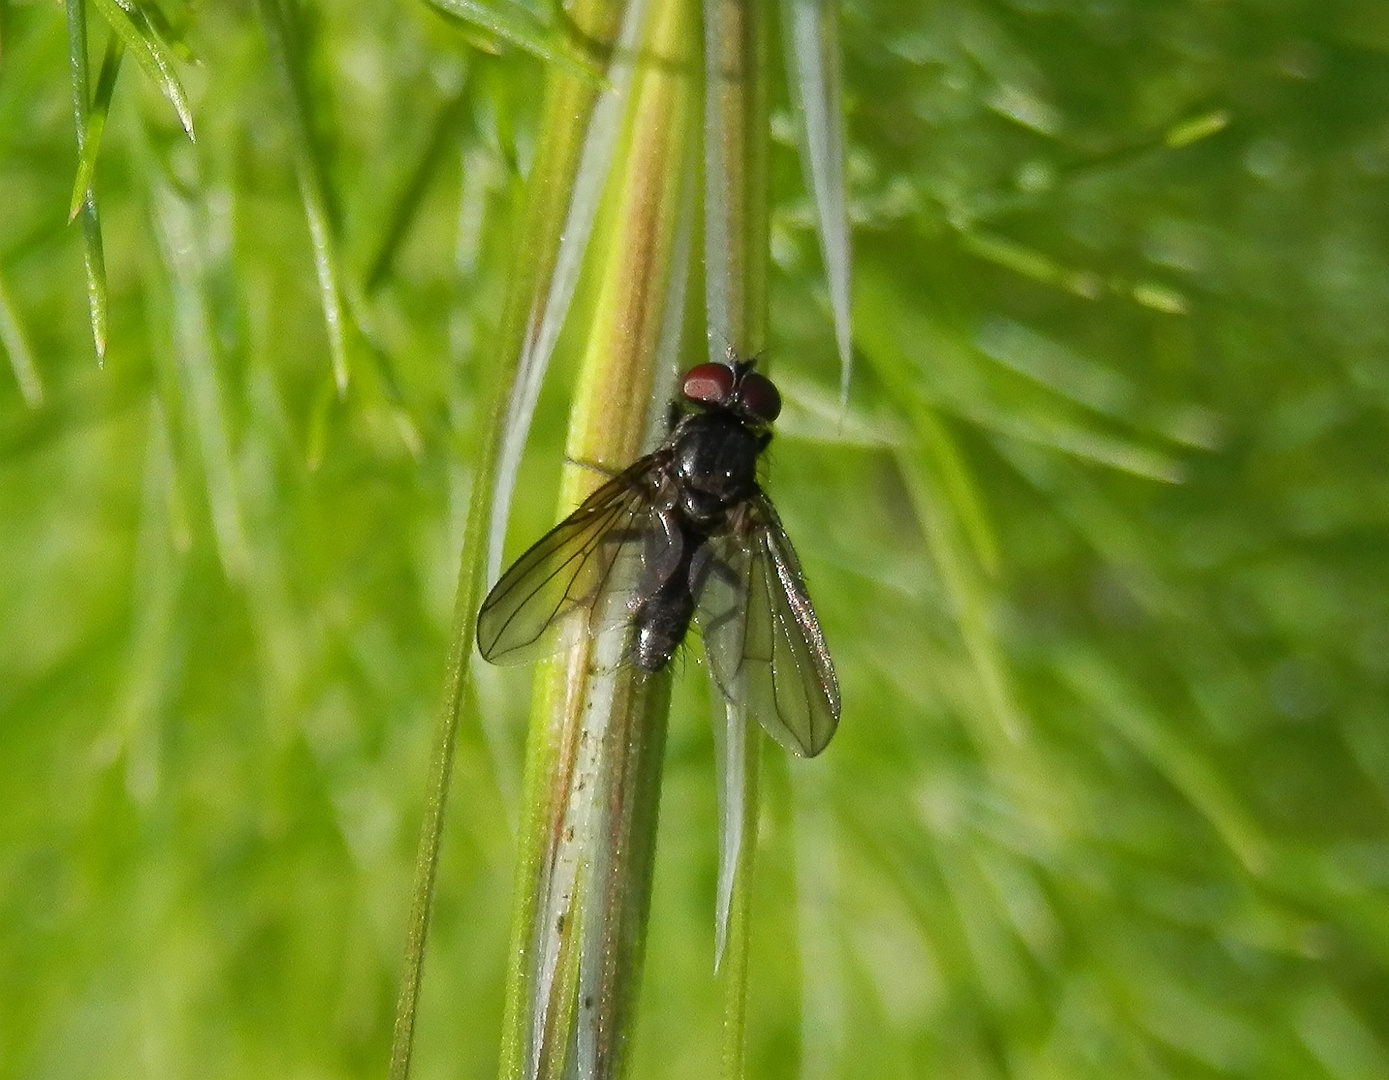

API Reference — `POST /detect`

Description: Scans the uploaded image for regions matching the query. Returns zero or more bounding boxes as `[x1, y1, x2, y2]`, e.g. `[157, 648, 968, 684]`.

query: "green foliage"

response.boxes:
[2, 1, 1388, 1079]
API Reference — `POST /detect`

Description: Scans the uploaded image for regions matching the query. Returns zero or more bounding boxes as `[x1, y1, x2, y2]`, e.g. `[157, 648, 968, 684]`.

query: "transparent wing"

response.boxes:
[477, 458, 661, 664]
[694, 493, 841, 757]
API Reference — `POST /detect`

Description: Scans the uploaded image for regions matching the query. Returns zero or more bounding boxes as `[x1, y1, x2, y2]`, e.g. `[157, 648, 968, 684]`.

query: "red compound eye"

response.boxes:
[681, 362, 736, 406]
[738, 370, 782, 422]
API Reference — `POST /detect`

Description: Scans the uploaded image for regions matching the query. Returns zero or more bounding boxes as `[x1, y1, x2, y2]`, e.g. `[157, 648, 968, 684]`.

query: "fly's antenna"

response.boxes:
[724, 344, 768, 378]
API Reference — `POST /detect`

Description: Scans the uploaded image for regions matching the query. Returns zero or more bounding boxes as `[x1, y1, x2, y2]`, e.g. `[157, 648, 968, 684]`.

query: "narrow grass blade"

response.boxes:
[852, 267, 1024, 747]
[88, 0, 194, 139]
[487, 0, 651, 584]
[896, 428, 1024, 751]
[0, 273, 43, 407]
[643, 171, 695, 451]
[258, 0, 351, 396]
[857, 262, 1186, 484]
[978, 406, 1185, 484]
[702, 0, 770, 359]
[794, 784, 843, 1080]
[916, 406, 1000, 577]
[65, 0, 108, 363]
[151, 181, 251, 582]
[388, 591, 487, 1080]
[711, 698, 745, 968]
[717, 747, 757, 1078]
[386, 343, 521, 1080]
[711, 699, 758, 971]
[136, 1, 193, 64]
[68, 34, 123, 223]
[364, 84, 470, 294]
[111, 398, 187, 801]
[701, 4, 771, 1076]
[976, 316, 1222, 451]
[1056, 646, 1272, 876]
[782, 0, 852, 403]
[76, 203, 109, 363]
[426, 0, 601, 79]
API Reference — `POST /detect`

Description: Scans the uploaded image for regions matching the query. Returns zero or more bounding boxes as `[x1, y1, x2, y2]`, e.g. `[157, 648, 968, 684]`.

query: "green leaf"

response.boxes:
[1056, 646, 1272, 876]
[782, 0, 852, 403]
[65, 0, 109, 361]
[68, 34, 123, 223]
[485, 0, 644, 583]
[0, 271, 43, 407]
[257, 0, 351, 396]
[701, 4, 772, 1078]
[151, 180, 251, 581]
[424, 0, 602, 79]
[88, 0, 194, 139]
[363, 86, 471, 294]
[702, 0, 770, 362]
[898, 430, 1025, 748]
[77, 207, 109, 362]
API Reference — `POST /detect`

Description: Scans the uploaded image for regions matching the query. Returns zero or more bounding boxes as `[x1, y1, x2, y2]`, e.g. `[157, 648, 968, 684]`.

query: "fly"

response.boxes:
[477, 356, 840, 757]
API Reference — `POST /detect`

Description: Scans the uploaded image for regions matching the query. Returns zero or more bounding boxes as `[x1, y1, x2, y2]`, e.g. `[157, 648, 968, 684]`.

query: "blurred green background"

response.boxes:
[4, 1, 1389, 1078]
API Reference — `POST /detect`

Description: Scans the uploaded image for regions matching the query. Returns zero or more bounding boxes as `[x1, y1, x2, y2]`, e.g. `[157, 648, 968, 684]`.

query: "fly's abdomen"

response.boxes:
[631, 586, 696, 670]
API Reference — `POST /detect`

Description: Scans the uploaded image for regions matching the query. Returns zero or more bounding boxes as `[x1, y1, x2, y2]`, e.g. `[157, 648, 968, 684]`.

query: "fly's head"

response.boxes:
[678, 358, 782, 428]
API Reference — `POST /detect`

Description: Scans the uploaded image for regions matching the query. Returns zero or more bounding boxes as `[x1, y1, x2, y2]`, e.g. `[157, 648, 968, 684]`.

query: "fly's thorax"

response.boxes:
[670, 413, 764, 522]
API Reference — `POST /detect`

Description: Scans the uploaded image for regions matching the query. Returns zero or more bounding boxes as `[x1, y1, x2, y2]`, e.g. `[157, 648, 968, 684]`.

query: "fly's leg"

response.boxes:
[637, 506, 684, 600]
[564, 455, 623, 480]
[689, 545, 744, 637]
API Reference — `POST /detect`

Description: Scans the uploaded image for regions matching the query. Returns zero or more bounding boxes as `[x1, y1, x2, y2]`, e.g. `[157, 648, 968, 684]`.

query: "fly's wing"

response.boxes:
[477, 458, 660, 664]
[693, 493, 841, 757]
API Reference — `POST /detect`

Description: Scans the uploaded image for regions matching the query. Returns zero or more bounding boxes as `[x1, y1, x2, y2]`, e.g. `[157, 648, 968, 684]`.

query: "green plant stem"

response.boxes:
[64, 0, 108, 362]
[701, 2, 771, 1077]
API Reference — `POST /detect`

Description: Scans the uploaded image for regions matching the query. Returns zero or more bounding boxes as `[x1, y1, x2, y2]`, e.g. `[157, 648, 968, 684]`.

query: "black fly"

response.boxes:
[477, 357, 840, 757]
